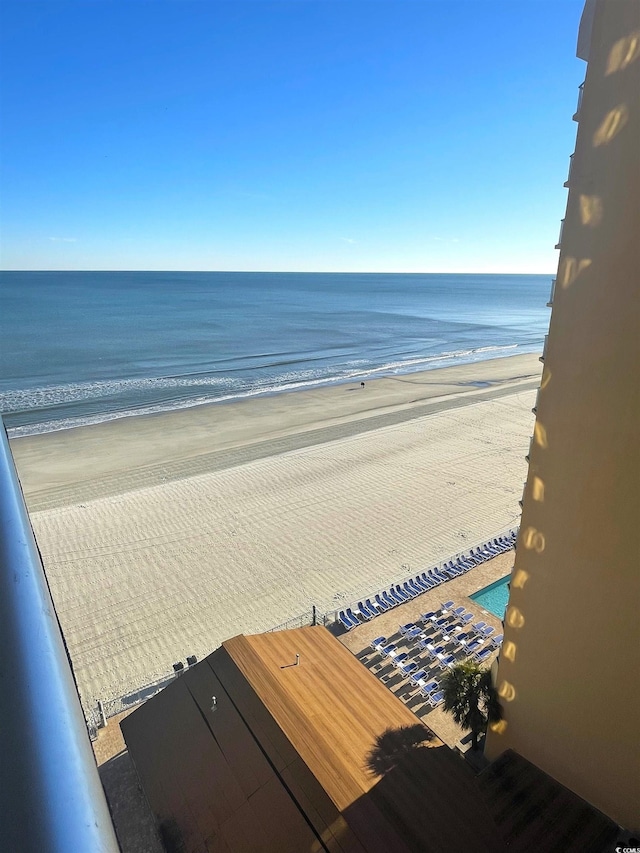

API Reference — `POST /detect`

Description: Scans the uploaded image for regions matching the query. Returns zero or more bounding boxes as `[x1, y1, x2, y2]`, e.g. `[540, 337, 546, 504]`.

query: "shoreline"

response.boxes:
[11, 352, 541, 509]
[4, 343, 533, 440]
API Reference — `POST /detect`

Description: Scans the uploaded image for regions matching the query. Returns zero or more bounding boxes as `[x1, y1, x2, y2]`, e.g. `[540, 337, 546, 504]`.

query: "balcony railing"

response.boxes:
[525, 434, 534, 463]
[0, 420, 120, 853]
[519, 481, 526, 509]
[563, 153, 575, 188]
[555, 218, 565, 250]
[547, 279, 556, 307]
[532, 389, 540, 416]
[573, 81, 585, 121]
[540, 334, 549, 363]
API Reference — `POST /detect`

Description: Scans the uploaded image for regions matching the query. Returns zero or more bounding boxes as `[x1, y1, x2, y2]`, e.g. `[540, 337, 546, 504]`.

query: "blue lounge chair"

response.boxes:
[357, 602, 371, 621]
[338, 611, 353, 631]
[441, 600, 455, 612]
[460, 613, 474, 625]
[452, 605, 466, 618]
[401, 661, 418, 678]
[419, 680, 439, 697]
[359, 600, 373, 618]
[402, 582, 417, 598]
[381, 643, 396, 657]
[382, 592, 396, 609]
[465, 639, 482, 654]
[406, 626, 422, 640]
[411, 577, 428, 593]
[390, 586, 406, 603]
[482, 626, 495, 638]
[438, 654, 456, 669]
[439, 626, 455, 642]
[388, 588, 404, 606]
[366, 598, 382, 616]
[491, 634, 504, 648]
[365, 601, 380, 619]
[427, 690, 445, 707]
[391, 651, 409, 666]
[472, 621, 487, 634]
[370, 636, 386, 652]
[346, 608, 362, 626]
[420, 611, 437, 622]
[474, 647, 492, 663]
[399, 622, 416, 635]
[410, 669, 428, 684]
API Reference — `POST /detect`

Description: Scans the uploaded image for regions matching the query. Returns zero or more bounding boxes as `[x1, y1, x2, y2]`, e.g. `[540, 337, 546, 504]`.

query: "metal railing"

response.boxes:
[0, 421, 120, 853]
[547, 280, 556, 307]
[573, 81, 585, 120]
[525, 434, 534, 463]
[555, 218, 565, 249]
[563, 153, 575, 188]
[540, 334, 549, 363]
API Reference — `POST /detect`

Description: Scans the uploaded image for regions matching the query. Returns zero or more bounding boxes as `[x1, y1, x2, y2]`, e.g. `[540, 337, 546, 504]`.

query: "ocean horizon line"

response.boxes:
[1, 269, 556, 276]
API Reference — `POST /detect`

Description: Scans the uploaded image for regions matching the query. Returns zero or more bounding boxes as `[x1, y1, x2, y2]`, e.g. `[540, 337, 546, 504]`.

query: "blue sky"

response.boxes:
[0, 1, 585, 272]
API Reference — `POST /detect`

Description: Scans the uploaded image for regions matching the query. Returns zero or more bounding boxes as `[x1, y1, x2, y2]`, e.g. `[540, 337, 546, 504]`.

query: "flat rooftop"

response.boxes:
[124, 625, 505, 852]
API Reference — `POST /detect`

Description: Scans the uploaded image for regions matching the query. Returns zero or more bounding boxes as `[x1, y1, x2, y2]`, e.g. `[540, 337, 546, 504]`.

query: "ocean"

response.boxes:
[0, 271, 551, 436]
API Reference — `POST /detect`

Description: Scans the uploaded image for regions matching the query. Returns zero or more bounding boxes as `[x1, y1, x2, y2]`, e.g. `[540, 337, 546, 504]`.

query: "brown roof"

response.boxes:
[124, 626, 505, 852]
[223, 626, 436, 812]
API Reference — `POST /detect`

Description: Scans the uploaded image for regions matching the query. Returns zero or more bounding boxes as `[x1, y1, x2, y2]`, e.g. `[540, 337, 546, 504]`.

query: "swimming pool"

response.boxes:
[470, 576, 510, 618]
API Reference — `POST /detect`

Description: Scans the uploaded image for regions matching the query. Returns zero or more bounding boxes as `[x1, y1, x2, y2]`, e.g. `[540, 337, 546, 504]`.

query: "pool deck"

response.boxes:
[337, 551, 512, 748]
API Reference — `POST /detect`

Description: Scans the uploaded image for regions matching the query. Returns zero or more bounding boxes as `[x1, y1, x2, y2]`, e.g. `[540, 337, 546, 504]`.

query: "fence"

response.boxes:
[266, 607, 329, 633]
[87, 525, 518, 731]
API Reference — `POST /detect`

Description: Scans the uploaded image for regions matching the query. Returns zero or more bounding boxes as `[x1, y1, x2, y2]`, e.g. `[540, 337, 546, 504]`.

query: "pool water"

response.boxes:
[470, 576, 510, 618]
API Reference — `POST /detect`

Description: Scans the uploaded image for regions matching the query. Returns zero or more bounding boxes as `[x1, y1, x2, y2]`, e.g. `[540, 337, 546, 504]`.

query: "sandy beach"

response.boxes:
[11, 353, 540, 711]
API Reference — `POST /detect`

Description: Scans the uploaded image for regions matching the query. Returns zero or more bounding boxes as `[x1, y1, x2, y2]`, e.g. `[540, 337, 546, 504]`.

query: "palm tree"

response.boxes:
[440, 660, 502, 750]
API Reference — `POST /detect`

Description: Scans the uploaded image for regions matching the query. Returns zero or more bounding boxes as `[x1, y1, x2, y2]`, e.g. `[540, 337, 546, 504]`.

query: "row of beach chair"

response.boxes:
[338, 531, 516, 631]
[367, 600, 504, 707]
